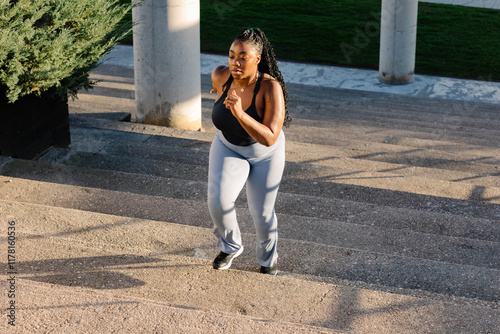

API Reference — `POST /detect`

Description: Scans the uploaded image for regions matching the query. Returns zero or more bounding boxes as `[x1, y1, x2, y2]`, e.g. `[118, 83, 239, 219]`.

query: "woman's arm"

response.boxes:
[224, 78, 285, 147]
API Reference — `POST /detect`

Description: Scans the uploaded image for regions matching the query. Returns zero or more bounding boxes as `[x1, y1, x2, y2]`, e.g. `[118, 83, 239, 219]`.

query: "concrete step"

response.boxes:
[289, 102, 500, 142]
[287, 121, 500, 156]
[284, 81, 500, 126]
[77, 71, 500, 150]
[70, 112, 500, 168]
[47, 131, 500, 198]
[68, 113, 500, 177]
[282, 84, 500, 152]
[52, 116, 500, 206]
[39, 144, 500, 209]
[1, 199, 498, 333]
[16, 281, 341, 334]
[63, 125, 500, 183]
[80, 65, 500, 150]
[1, 164, 499, 303]
[0, 200, 345, 333]
[3, 157, 500, 241]
[84, 65, 500, 137]
[286, 122, 500, 165]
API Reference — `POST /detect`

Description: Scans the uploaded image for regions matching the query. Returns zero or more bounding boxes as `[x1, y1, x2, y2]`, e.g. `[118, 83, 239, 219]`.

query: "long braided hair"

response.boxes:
[224, 28, 292, 127]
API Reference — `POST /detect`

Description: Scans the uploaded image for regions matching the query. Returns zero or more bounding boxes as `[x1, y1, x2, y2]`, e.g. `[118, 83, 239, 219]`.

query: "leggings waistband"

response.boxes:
[216, 130, 285, 161]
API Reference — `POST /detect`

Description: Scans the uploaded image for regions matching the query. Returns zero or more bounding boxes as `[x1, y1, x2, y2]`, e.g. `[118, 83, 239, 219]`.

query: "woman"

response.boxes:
[208, 28, 291, 276]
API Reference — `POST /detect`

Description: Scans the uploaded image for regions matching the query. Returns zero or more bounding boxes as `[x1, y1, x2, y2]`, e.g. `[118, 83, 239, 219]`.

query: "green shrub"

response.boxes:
[0, 0, 132, 103]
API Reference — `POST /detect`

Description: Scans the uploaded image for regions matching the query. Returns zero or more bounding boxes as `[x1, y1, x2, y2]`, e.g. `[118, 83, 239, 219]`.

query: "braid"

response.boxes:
[234, 28, 292, 127]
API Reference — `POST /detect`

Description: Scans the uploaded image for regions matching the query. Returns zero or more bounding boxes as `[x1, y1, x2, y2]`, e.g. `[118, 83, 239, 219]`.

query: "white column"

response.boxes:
[132, 0, 201, 130]
[379, 0, 419, 85]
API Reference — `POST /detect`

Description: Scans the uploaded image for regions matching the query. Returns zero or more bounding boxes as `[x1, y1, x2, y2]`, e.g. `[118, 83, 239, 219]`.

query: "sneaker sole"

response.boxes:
[260, 264, 278, 276]
[216, 247, 244, 270]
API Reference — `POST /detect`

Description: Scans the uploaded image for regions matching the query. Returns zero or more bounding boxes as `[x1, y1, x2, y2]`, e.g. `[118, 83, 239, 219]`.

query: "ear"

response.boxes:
[256, 55, 262, 65]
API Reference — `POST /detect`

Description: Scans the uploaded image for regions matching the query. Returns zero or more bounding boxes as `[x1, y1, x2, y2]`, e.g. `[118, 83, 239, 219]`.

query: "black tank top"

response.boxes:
[212, 72, 263, 146]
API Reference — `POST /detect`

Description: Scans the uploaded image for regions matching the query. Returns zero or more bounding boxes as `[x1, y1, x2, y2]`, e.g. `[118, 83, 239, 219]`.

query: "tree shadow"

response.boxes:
[469, 185, 500, 202]
[17, 254, 171, 290]
[26, 270, 145, 290]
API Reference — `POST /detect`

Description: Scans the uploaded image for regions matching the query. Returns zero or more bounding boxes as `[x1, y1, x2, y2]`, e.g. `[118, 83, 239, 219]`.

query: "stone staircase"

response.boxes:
[0, 63, 499, 333]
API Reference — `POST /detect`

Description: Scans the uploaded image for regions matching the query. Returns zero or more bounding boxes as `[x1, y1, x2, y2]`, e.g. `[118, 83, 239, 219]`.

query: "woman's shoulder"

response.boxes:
[211, 66, 230, 84]
[260, 73, 282, 92]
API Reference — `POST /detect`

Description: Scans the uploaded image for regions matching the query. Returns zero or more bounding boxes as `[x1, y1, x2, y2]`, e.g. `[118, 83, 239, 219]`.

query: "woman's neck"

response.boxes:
[234, 71, 259, 92]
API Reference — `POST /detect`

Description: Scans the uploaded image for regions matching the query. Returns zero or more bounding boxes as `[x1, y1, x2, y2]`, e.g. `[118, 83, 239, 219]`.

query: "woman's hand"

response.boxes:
[224, 90, 243, 118]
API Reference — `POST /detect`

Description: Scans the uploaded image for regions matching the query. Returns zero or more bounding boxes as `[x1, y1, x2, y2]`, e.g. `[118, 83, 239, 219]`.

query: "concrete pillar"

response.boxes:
[379, 0, 419, 84]
[132, 0, 201, 130]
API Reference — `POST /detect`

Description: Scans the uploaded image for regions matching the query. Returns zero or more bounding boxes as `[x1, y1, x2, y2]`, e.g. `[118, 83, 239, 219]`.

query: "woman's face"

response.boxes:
[228, 40, 261, 79]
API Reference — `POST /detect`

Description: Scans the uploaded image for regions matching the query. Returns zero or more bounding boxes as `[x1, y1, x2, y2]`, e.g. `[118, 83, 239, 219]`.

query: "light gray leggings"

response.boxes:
[208, 130, 285, 267]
